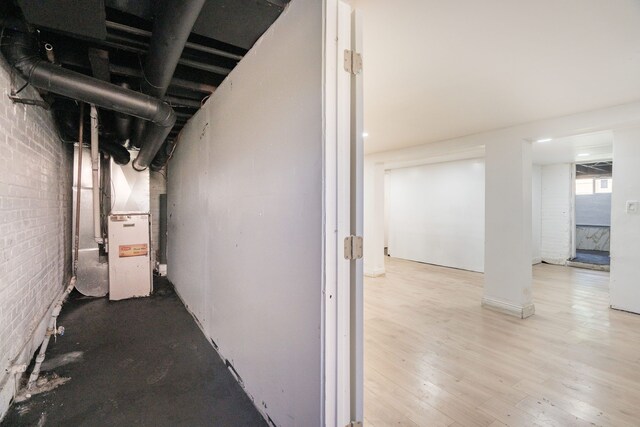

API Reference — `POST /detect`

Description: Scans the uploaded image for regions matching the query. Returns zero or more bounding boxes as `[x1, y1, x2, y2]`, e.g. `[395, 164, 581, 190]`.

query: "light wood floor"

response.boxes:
[364, 258, 640, 427]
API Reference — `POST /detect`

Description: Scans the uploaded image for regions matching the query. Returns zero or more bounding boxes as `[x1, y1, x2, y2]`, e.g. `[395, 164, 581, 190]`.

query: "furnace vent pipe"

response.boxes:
[132, 0, 206, 170]
[44, 43, 55, 63]
[0, 21, 175, 170]
[90, 105, 102, 244]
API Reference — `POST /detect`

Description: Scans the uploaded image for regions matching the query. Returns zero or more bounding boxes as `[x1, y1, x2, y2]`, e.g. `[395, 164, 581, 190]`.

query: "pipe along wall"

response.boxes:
[0, 18, 176, 171]
[0, 2, 205, 406]
[131, 0, 206, 171]
[26, 104, 86, 393]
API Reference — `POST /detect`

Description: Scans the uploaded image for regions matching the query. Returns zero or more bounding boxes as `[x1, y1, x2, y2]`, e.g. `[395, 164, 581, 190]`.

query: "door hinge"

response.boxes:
[344, 235, 363, 260]
[343, 49, 363, 75]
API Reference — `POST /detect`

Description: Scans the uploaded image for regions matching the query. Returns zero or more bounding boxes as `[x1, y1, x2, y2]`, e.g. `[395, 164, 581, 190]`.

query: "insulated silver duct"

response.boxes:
[132, 0, 206, 171]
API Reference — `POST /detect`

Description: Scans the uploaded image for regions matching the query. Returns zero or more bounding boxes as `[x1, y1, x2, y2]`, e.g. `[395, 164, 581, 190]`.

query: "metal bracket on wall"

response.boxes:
[343, 49, 363, 75]
[7, 94, 50, 110]
[344, 235, 363, 260]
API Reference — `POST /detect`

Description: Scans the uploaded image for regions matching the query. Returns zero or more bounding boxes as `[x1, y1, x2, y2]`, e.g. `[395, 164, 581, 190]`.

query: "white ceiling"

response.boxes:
[353, 0, 640, 154]
[531, 131, 613, 165]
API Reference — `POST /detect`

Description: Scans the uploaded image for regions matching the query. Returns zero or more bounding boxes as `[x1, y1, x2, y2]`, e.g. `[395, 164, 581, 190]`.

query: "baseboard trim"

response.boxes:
[610, 305, 640, 315]
[565, 260, 609, 272]
[364, 267, 385, 278]
[541, 257, 567, 266]
[482, 297, 535, 319]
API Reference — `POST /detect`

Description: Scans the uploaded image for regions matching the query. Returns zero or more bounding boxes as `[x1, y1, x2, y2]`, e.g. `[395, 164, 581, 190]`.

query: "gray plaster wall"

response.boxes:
[166, 0, 323, 425]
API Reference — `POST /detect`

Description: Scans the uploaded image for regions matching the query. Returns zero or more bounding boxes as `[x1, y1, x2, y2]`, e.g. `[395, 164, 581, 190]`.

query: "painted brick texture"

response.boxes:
[540, 163, 572, 264]
[0, 59, 73, 387]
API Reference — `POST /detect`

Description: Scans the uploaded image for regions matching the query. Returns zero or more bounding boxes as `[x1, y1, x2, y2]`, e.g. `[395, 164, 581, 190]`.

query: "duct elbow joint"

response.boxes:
[132, 157, 148, 171]
[155, 103, 176, 128]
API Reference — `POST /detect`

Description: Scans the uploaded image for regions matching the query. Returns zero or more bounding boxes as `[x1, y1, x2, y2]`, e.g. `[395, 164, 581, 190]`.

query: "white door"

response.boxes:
[324, 1, 364, 425]
[349, 9, 364, 423]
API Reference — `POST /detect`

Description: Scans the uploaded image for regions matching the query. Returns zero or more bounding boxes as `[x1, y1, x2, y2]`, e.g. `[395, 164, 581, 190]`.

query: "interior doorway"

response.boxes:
[567, 161, 613, 270]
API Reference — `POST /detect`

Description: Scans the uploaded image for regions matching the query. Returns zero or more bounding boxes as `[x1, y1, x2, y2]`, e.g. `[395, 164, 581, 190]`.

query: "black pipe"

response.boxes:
[151, 137, 177, 171]
[132, 0, 205, 169]
[130, 119, 145, 149]
[164, 95, 205, 108]
[106, 32, 231, 75]
[109, 64, 216, 94]
[113, 82, 133, 142]
[99, 140, 130, 165]
[1, 19, 175, 171]
[51, 100, 130, 164]
[113, 113, 132, 143]
[105, 20, 244, 61]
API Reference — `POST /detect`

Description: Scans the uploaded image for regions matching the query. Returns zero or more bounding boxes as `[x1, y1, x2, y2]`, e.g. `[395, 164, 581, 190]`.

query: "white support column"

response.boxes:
[364, 160, 385, 277]
[483, 138, 535, 318]
[610, 127, 640, 314]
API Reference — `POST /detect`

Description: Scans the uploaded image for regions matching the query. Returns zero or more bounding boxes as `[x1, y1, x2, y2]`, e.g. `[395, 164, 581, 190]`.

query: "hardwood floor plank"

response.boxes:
[365, 258, 640, 427]
[515, 395, 593, 427]
[477, 396, 545, 427]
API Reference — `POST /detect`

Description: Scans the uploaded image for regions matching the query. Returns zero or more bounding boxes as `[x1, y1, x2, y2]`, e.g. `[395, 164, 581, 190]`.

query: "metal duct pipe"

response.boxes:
[109, 64, 216, 93]
[99, 140, 130, 165]
[44, 43, 55, 63]
[106, 33, 231, 75]
[105, 20, 244, 61]
[113, 83, 133, 142]
[90, 105, 102, 244]
[73, 104, 85, 277]
[132, 0, 205, 170]
[1, 21, 175, 170]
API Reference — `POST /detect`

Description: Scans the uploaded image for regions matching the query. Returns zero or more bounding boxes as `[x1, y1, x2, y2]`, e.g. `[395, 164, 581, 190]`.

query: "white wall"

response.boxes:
[363, 161, 385, 276]
[540, 163, 572, 264]
[380, 160, 541, 271]
[610, 127, 640, 314]
[167, 1, 323, 425]
[484, 138, 534, 318]
[387, 158, 485, 272]
[0, 59, 73, 418]
[575, 193, 611, 226]
[383, 172, 389, 249]
[532, 165, 542, 263]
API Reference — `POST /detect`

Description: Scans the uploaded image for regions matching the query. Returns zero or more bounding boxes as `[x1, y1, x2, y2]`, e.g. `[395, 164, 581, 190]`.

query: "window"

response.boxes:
[576, 178, 594, 195]
[595, 178, 612, 194]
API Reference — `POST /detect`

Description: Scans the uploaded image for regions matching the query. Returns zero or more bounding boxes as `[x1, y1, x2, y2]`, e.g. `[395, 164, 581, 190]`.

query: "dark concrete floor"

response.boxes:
[2, 277, 266, 427]
[571, 249, 610, 265]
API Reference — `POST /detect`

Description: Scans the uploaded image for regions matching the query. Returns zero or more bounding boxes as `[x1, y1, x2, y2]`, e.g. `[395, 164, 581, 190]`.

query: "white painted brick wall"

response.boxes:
[540, 163, 572, 264]
[0, 58, 72, 416]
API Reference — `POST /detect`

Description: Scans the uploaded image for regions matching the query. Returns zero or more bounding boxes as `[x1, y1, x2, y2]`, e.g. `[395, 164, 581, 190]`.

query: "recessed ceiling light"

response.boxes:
[536, 138, 552, 143]
[578, 153, 590, 157]
[362, 132, 369, 138]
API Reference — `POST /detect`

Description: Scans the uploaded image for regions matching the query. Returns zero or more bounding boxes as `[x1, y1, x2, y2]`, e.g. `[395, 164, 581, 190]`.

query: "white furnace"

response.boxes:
[108, 213, 152, 300]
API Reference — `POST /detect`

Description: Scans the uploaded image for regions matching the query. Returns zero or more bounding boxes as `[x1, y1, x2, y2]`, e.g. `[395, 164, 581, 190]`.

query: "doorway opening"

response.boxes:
[567, 161, 613, 270]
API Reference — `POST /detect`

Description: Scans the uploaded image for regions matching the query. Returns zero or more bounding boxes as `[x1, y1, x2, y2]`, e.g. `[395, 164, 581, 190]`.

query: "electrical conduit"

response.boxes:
[90, 105, 101, 243]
